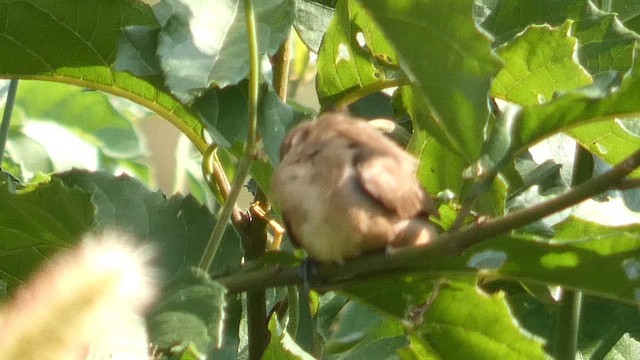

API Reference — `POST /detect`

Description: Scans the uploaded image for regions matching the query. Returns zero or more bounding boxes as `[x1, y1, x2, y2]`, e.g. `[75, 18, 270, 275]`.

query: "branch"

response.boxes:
[201, 144, 243, 225]
[216, 146, 640, 293]
[198, 0, 261, 271]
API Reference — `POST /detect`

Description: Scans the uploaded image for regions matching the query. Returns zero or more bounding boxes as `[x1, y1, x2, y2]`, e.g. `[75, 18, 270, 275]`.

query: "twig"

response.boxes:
[198, 0, 260, 271]
[0, 80, 19, 163]
[272, 35, 291, 102]
[201, 144, 243, 225]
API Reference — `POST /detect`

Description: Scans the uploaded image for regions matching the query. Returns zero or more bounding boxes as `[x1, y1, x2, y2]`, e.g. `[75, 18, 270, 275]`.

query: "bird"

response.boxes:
[271, 113, 439, 263]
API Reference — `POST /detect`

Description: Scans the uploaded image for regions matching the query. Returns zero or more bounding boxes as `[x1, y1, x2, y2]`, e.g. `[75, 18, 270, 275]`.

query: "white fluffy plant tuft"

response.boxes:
[0, 231, 158, 360]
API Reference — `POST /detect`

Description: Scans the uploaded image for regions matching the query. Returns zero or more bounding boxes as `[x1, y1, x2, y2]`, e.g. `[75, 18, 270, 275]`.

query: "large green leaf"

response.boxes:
[398, 281, 548, 360]
[482, 0, 639, 75]
[613, 0, 640, 34]
[263, 315, 315, 360]
[492, 21, 592, 106]
[507, 292, 640, 359]
[359, 0, 502, 160]
[316, 0, 402, 109]
[148, 269, 228, 355]
[0, 173, 95, 292]
[568, 119, 640, 178]
[515, 58, 640, 152]
[157, 0, 295, 103]
[56, 170, 242, 278]
[451, 217, 640, 304]
[0, 0, 208, 152]
[293, 0, 334, 53]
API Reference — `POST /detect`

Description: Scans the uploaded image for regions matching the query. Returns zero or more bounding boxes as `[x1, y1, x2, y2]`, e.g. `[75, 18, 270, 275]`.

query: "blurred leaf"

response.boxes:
[0, 173, 95, 293]
[0, 154, 22, 182]
[492, 21, 592, 106]
[148, 268, 227, 354]
[56, 170, 242, 279]
[511, 158, 565, 198]
[507, 292, 640, 359]
[603, 333, 640, 360]
[15, 81, 145, 159]
[157, 0, 295, 103]
[612, 0, 640, 34]
[340, 336, 407, 360]
[294, 0, 334, 53]
[0, 0, 208, 153]
[360, 0, 502, 160]
[341, 275, 437, 320]
[258, 90, 314, 165]
[316, 0, 402, 109]
[400, 281, 548, 360]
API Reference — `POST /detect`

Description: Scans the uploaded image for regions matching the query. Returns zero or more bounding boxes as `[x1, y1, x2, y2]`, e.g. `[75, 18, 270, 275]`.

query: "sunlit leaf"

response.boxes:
[157, 0, 295, 103]
[360, 0, 502, 160]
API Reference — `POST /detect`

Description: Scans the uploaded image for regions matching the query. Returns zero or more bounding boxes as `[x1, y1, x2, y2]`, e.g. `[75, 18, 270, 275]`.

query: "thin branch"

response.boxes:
[217, 146, 640, 293]
[330, 78, 409, 110]
[0, 80, 19, 163]
[272, 35, 291, 102]
[617, 177, 640, 190]
[554, 144, 591, 360]
[201, 144, 243, 225]
[198, 0, 260, 271]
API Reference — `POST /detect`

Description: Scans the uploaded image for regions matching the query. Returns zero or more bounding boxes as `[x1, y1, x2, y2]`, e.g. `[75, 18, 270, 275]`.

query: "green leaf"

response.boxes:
[316, 0, 403, 109]
[0, 173, 95, 293]
[453, 217, 640, 304]
[15, 81, 145, 159]
[613, 1, 640, 35]
[263, 314, 315, 360]
[603, 333, 640, 360]
[482, 1, 638, 75]
[340, 336, 408, 360]
[359, 0, 502, 160]
[516, 58, 640, 152]
[492, 21, 592, 106]
[114, 25, 162, 77]
[341, 275, 437, 320]
[56, 170, 242, 278]
[293, 0, 334, 53]
[147, 268, 227, 354]
[157, 0, 295, 103]
[568, 119, 640, 178]
[506, 292, 640, 359]
[0, 0, 208, 153]
[403, 281, 548, 360]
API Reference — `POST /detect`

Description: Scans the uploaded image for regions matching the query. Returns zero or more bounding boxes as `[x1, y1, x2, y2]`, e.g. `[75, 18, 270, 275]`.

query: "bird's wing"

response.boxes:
[354, 148, 438, 219]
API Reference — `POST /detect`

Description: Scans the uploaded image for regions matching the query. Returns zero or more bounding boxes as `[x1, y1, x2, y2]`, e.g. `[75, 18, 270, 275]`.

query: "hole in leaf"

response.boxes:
[466, 250, 507, 270]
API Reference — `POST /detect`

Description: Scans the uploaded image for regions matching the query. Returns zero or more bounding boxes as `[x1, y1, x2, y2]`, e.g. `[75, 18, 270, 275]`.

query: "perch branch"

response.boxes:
[217, 146, 640, 293]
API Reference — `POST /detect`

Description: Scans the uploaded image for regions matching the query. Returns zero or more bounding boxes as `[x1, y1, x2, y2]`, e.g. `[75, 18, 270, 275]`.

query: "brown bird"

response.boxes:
[271, 113, 439, 263]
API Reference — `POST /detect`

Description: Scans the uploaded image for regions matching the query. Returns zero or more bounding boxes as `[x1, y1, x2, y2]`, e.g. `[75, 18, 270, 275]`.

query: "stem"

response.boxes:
[272, 35, 291, 102]
[198, 0, 260, 271]
[201, 144, 243, 224]
[554, 144, 592, 359]
[0, 80, 19, 164]
[330, 78, 409, 110]
[217, 146, 640, 293]
[555, 289, 583, 359]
